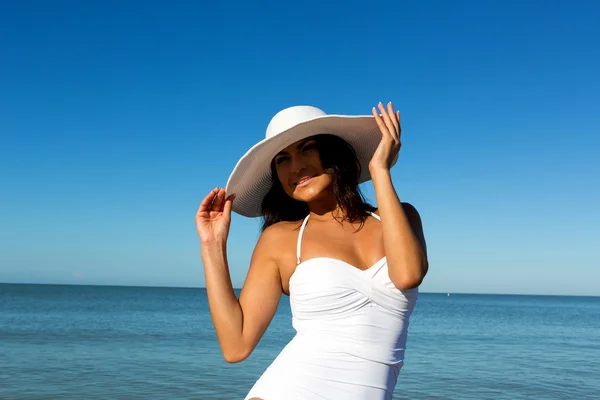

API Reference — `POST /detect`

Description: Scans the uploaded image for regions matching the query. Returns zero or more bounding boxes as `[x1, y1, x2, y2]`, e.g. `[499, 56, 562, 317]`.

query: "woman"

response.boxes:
[196, 102, 428, 399]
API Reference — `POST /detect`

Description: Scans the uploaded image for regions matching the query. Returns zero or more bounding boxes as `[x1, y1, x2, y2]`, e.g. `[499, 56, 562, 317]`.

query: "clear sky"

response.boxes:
[1, 1, 598, 296]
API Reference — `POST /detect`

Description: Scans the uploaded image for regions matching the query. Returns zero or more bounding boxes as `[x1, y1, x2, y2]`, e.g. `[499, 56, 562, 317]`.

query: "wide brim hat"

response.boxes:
[225, 105, 397, 217]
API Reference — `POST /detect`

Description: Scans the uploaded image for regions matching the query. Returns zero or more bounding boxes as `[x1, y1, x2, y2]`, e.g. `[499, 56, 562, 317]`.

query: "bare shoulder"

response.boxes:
[374, 202, 426, 239]
[244, 220, 302, 290]
[401, 202, 423, 225]
[254, 219, 304, 262]
[373, 203, 424, 223]
[260, 219, 303, 242]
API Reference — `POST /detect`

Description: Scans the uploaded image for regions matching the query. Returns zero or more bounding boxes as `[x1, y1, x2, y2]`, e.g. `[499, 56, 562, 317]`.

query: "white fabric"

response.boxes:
[296, 214, 311, 265]
[244, 213, 418, 400]
[224, 106, 398, 217]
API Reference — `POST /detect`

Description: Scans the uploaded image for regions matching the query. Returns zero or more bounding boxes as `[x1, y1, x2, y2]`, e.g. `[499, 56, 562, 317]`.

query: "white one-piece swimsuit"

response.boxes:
[244, 212, 419, 400]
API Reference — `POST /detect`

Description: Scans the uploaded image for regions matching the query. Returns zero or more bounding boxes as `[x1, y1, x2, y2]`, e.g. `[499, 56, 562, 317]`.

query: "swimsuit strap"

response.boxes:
[296, 214, 311, 265]
[369, 211, 381, 221]
[296, 211, 381, 265]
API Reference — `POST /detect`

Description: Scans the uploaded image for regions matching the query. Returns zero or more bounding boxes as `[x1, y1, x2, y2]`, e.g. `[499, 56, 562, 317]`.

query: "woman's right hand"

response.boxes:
[196, 187, 233, 244]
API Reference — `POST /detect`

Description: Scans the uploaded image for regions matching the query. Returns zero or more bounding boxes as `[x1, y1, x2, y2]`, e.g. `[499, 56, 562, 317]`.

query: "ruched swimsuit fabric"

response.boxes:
[244, 212, 418, 400]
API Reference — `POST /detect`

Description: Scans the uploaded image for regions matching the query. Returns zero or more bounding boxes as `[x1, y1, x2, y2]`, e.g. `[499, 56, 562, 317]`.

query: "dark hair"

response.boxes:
[260, 134, 376, 231]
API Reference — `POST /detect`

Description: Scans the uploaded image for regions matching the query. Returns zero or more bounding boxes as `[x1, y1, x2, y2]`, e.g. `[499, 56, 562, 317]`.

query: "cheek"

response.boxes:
[275, 166, 289, 187]
[307, 151, 324, 170]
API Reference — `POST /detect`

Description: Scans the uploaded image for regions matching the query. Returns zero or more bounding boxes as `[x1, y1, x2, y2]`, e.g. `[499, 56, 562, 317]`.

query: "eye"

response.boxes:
[302, 141, 317, 152]
[275, 155, 289, 165]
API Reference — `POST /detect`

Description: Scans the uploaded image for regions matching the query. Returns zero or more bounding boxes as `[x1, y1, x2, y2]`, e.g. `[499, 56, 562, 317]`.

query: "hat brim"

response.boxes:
[225, 114, 397, 217]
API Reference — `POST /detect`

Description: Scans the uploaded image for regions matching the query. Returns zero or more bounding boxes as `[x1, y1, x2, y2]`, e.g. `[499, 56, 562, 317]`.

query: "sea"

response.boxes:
[1, 283, 599, 399]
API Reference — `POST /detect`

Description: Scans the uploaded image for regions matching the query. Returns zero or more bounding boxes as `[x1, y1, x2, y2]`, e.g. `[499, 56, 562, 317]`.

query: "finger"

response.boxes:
[380, 102, 398, 140]
[198, 187, 220, 215]
[396, 110, 402, 139]
[377, 102, 396, 139]
[223, 194, 234, 217]
[212, 188, 226, 211]
[372, 107, 389, 138]
[387, 102, 399, 135]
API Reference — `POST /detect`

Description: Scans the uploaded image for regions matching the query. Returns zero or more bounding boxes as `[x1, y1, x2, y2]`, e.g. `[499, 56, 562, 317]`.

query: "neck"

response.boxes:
[306, 192, 346, 222]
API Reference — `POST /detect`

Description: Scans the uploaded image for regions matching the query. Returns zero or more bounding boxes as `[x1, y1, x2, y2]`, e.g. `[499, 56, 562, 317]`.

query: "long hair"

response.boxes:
[260, 134, 376, 231]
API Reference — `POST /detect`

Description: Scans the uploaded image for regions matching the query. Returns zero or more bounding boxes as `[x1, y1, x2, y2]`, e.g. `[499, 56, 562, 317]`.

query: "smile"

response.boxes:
[294, 175, 316, 188]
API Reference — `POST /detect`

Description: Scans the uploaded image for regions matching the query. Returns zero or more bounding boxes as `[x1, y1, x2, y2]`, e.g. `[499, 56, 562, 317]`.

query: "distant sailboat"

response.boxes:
[447, 293, 451, 296]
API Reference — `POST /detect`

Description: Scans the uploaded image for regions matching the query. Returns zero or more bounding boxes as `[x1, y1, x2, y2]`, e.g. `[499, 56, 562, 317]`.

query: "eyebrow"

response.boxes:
[275, 138, 314, 157]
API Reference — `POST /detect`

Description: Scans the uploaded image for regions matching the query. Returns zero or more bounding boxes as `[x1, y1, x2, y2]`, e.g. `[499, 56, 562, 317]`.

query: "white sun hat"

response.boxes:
[225, 105, 396, 217]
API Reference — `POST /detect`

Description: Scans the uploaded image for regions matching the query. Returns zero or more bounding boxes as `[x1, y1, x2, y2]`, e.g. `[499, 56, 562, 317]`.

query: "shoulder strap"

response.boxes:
[369, 211, 381, 221]
[296, 214, 311, 265]
[297, 212, 378, 264]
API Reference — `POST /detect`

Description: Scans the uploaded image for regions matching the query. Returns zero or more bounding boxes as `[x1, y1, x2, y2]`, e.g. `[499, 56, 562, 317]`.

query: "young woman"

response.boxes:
[196, 102, 428, 400]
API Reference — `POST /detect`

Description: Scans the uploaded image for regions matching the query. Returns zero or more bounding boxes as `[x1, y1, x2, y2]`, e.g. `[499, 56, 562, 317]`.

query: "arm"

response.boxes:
[371, 170, 428, 289]
[197, 188, 282, 363]
[370, 102, 429, 290]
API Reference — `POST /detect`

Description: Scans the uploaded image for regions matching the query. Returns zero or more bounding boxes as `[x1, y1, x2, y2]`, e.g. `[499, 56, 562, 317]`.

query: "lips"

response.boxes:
[294, 175, 316, 188]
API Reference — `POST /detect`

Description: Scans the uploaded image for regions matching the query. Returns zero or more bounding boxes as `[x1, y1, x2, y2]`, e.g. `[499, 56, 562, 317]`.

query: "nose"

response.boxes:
[289, 153, 306, 174]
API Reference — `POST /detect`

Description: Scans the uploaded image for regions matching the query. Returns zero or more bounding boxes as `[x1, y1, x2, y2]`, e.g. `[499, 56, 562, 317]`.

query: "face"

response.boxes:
[273, 137, 334, 203]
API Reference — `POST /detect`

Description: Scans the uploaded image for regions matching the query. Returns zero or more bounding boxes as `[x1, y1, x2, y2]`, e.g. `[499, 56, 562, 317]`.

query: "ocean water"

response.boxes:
[1, 284, 599, 399]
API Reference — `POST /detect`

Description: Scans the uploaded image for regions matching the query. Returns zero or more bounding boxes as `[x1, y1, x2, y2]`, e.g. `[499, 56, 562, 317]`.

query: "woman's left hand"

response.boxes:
[369, 101, 401, 173]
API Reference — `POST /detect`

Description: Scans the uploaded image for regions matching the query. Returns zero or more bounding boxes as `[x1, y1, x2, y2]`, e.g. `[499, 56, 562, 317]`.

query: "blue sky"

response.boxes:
[0, 1, 598, 296]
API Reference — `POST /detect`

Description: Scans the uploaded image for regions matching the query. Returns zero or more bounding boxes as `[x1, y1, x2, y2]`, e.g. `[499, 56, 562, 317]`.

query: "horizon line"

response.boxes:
[1, 281, 598, 298]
